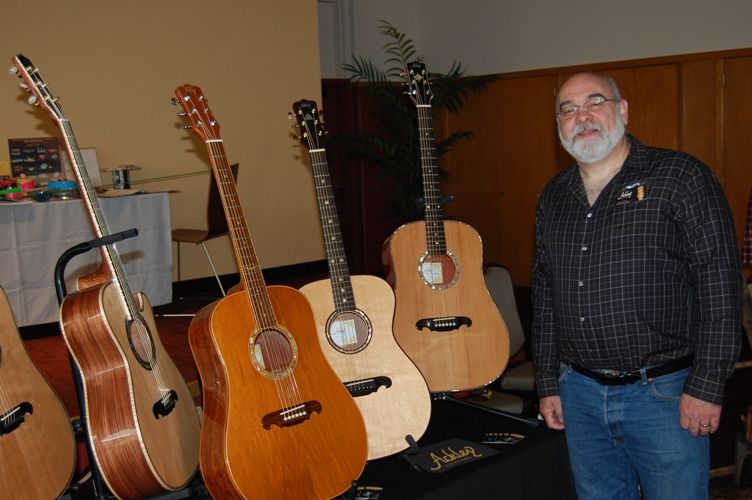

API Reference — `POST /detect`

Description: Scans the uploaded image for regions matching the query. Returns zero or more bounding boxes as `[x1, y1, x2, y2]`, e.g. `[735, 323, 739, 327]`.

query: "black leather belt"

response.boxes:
[570, 356, 693, 386]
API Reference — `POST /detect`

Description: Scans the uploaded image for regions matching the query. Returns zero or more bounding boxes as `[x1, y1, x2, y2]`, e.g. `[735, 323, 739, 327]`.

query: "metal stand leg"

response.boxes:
[199, 242, 225, 297]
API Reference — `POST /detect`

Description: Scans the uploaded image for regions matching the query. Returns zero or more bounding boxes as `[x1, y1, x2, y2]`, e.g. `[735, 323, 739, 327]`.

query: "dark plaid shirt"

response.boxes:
[532, 135, 743, 404]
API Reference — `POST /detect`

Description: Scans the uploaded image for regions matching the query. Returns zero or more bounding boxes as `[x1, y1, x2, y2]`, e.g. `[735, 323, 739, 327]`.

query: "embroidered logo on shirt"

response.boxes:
[616, 182, 647, 205]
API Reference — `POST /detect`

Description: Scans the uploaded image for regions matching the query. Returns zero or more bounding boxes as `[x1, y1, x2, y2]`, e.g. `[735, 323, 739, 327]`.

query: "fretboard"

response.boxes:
[204, 140, 276, 329]
[416, 105, 447, 255]
[307, 148, 356, 313]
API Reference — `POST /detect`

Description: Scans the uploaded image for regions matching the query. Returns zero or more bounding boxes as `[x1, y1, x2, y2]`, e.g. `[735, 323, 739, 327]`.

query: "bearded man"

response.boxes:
[531, 72, 743, 500]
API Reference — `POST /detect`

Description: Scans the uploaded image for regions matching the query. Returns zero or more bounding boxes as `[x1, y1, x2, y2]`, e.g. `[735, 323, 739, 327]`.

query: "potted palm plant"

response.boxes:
[331, 20, 496, 222]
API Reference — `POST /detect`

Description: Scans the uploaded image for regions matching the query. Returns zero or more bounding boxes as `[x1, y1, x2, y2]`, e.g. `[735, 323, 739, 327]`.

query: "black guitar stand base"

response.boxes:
[432, 392, 541, 428]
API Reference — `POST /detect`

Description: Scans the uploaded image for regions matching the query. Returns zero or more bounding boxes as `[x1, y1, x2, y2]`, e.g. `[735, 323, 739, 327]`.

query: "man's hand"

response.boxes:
[539, 395, 565, 430]
[679, 393, 721, 436]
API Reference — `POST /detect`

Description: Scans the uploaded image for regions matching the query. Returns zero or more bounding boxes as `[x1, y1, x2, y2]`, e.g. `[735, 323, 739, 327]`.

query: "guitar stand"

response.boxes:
[432, 392, 541, 428]
[54, 229, 208, 500]
[400, 434, 422, 471]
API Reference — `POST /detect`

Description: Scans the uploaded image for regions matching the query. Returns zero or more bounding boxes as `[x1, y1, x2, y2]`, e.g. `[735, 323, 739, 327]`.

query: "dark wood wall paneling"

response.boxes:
[322, 48, 752, 285]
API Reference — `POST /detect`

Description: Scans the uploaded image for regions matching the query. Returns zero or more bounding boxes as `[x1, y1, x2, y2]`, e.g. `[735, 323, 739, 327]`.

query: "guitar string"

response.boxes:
[21, 62, 169, 411]
[310, 148, 359, 371]
[60, 120, 169, 402]
[416, 103, 446, 258]
[203, 139, 297, 412]
[304, 109, 360, 362]
[199, 116, 300, 412]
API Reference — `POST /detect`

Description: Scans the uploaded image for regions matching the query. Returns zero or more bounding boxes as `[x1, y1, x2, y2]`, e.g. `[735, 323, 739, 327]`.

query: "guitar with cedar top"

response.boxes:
[11, 54, 201, 499]
[293, 99, 431, 460]
[174, 84, 367, 499]
[0, 286, 76, 499]
[382, 62, 510, 393]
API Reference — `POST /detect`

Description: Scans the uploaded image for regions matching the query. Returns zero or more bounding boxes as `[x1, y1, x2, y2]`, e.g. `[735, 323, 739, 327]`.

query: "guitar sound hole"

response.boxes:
[418, 251, 459, 290]
[327, 310, 371, 354]
[127, 317, 156, 370]
[250, 328, 296, 380]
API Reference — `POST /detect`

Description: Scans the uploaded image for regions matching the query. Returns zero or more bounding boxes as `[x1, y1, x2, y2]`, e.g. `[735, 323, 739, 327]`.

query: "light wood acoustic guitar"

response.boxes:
[11, 54, 201, 499]
[292, 99, 431, 460]
[174, 84, 367, 499]
[382, 62, 511, 393]
[0, 286, 76, 499]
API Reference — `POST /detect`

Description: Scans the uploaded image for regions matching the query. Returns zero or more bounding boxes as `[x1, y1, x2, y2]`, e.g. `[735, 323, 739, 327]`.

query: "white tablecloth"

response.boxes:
[0, 193, 172, 326]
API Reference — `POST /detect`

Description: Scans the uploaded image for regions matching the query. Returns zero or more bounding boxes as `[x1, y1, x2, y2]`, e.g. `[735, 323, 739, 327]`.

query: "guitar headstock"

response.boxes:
[404, 61, 433, 106]
[9, 54, 66, 122]
[291, 99, 326, 151]
[173, 84, 221, 141]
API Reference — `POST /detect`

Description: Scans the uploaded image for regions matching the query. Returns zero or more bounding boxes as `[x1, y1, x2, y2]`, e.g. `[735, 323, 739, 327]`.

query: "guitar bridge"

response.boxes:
[152, 390, 178, 419]
[0, 401, 33, 436]
[262, 400, 322, 429]
[344, 376, 392, 397]
[416, 316, 472, 332]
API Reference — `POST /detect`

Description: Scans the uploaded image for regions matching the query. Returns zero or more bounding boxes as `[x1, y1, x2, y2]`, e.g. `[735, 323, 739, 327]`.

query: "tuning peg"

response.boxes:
[27, 94, 37, 105]
[287, 112, 294, 120]
[182, 124, 192, 129]
[170, 97, 178, 106]
[178, 111, 187, 117]
[8, 66, 18, 76]
[18, 82, 28, 90]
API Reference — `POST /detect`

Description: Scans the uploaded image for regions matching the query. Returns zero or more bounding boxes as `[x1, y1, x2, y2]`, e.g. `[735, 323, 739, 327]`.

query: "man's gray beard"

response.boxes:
[559, 115, 625, 164]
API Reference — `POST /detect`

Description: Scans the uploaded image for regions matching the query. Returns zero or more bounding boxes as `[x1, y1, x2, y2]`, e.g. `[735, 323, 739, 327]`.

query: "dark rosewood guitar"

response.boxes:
[174, 85, 367, 499]
[11, 54, 200, 499]
[0, 286, 76, 499]
[382, 62, 510, 393]
[293, 100, 431, 460]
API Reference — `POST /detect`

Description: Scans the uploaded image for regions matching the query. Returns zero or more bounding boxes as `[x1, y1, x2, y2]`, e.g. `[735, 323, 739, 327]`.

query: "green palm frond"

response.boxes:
[336, 20, 495, 221]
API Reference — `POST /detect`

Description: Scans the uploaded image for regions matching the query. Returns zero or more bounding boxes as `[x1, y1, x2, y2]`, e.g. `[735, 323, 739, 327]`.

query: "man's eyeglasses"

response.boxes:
[557, 95, 620, 119]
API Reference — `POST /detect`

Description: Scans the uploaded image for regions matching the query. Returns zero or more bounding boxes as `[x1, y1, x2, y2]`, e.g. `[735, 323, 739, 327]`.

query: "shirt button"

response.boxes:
[578, 281, 584, 287]
[579, 317, 585, 322]
[587, 212, 593, 218]
[581, 245, 588, 251]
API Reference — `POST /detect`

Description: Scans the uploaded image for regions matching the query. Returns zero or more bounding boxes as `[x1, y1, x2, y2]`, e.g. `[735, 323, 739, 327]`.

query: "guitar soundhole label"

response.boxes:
[127, 317, 156, 370]
[250, 327, 297, 380]
[418, 251, 459, 290]
[327, 310, 371, 354]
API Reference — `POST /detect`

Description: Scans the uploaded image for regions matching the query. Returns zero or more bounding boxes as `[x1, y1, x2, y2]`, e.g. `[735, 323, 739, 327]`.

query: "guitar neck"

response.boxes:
[416, 104, 448, 255]
[202, 141, 276, 328]
[58, 118, 137, 314]
[306, 148, 356, 312]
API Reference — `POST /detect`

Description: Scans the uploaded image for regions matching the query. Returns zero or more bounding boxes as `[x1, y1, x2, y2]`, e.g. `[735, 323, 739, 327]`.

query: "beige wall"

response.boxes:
[2, 0, 325, 281]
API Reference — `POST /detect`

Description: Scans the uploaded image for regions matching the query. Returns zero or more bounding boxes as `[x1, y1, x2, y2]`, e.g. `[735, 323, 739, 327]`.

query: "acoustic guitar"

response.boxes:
[293, 99, 431, 460]
[11, 54, 201, 499]
[382, 62, 510, 393]
[174, 84, 367, 499]
[0, 286, 76, 499]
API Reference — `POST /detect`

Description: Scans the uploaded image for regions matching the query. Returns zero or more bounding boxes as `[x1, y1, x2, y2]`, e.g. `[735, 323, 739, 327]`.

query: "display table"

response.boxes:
[356, 398, 576, 499]
[0, 193, 172, 327]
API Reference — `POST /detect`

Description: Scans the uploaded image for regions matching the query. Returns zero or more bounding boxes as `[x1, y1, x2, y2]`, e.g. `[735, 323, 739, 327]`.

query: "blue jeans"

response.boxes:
[558, 364, 709, 500]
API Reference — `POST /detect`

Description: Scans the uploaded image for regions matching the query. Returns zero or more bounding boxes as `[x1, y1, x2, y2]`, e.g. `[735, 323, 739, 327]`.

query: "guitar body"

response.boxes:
[300, 275, 431, 459]
[61, 282, 200, 499]
[383, 220, 510, 392]
[189, 286, 367, 499]
[0, 288, 75, 500]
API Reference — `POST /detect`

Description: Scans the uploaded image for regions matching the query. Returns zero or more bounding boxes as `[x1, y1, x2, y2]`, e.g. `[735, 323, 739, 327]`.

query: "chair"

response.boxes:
[171, 163, 238, 297]
[460, 264, 534, 415]
[483, 264, 536, 393]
